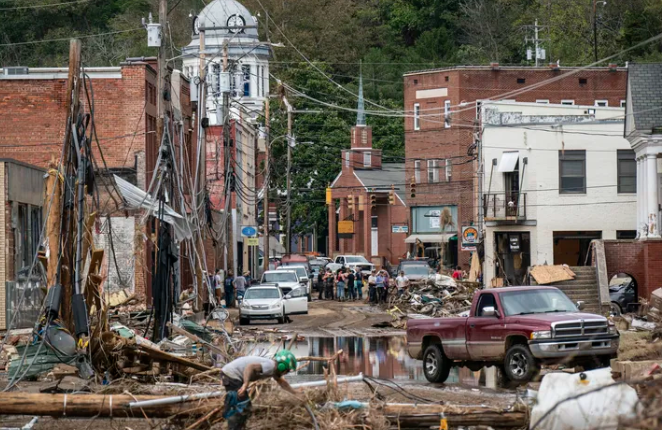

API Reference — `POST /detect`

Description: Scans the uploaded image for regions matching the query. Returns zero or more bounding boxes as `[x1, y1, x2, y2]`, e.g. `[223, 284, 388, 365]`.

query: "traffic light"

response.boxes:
[389, 185, 396, 205]
[370, 194, 377, 210]
[348, 194, 354, 211]
[410, 176, 416, 198]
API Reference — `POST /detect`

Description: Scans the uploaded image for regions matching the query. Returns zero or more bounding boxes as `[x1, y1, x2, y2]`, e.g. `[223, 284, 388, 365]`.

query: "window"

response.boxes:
[242, 65, 251, 97]
[617, 230, 637, 240]
[595, 100, 608, 107]
[617, 150, 636, 193]
[345, 151, 350, 168]
[414, 160, 421, 184]
[413, 103, 420, 130]
[363, 151, 371, 168]
[427, 159, 439, 183]
[561, 100, 575, 106]
[559, 150, 586, 193]
[536, 99, 550, 104]
[476, 293, 498, 317]
[517, 78, 526, 84]
[620, 100, 626, 108]
[445, 159, 452, 182]
[579, 78, 588, 85]
[444, 100, 451, 128]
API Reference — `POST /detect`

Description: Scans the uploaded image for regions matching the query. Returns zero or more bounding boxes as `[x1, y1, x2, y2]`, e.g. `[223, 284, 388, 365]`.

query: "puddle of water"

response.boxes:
[246, 335, 481, 385]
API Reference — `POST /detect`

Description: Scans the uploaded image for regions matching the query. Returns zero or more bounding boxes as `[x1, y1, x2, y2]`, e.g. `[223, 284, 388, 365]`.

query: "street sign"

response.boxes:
[338, 220, 354, 234]
[241, 226, 257, 237]
[392, 225, 409, 233]
[461, 226, 478, 251]
[245, 237, 259, 246]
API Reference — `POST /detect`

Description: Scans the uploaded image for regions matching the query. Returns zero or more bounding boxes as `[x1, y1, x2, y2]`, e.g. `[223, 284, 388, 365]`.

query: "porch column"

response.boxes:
[339, 199, 347, 253]
[364, 196, 372, 258]
[646, 153, 660, 237]
[328, 200, 336, 257]
[351, 195, 357, 254]
[637, 157, 643, 234]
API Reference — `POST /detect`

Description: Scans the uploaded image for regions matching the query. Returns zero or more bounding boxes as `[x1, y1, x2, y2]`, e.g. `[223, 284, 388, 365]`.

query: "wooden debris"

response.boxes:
[530, 265, 576, 285]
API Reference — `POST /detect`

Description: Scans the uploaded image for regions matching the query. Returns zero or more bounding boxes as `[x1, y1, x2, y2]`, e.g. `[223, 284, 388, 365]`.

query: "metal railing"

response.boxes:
[483, 192, 527, 220]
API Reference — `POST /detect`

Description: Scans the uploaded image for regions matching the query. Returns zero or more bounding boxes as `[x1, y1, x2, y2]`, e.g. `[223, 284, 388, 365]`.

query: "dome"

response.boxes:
[198, 0, 258, 39]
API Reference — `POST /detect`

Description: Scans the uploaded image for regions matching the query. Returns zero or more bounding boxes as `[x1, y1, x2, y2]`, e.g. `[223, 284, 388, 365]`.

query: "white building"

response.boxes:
[480, 102, 636, 286]
[624, 63, 662, 238]
[182, 0, 270, 124]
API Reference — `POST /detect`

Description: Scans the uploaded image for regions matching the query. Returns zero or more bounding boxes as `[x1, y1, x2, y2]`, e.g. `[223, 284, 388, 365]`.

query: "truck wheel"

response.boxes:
[504, 344, 539, 384]
[610, 302, 622, 316]
[423, 344, 452, 383]
[239, 317, 249, 325]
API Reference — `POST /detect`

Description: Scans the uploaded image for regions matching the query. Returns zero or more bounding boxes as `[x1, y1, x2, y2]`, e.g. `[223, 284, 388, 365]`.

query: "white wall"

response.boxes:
[481, 102, 636, 283]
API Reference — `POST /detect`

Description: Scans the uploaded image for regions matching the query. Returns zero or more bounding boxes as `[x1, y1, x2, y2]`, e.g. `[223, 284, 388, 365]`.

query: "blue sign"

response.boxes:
[241, 226, 257, 237]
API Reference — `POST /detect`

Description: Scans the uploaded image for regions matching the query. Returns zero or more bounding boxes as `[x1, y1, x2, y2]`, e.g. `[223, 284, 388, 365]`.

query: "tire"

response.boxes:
[277, 310, 285, 324]
[239, 317, 249, 326]
[504, 344, 540, 384]
[422, 344, 452, 383]
[610, 302, 623, 316]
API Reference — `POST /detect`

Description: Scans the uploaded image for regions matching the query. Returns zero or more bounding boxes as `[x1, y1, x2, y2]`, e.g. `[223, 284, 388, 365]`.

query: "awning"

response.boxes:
[498, 151, 519, 173]
[405, 233, 457, 244]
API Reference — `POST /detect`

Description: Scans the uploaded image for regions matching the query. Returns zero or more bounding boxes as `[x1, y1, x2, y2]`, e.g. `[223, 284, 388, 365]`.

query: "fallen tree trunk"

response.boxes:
[0, 392, 527, 427]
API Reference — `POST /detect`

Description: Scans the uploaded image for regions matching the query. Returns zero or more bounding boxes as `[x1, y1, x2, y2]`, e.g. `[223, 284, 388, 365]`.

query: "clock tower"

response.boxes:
[182, 0, 270, 124]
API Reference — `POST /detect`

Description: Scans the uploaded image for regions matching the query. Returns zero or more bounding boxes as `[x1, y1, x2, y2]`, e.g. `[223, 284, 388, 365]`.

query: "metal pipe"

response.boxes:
[128, 373, 364, 409]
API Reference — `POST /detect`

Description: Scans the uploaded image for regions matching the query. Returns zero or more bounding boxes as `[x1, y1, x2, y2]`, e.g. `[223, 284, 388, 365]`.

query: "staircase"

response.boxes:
[548, 266, 601, 314]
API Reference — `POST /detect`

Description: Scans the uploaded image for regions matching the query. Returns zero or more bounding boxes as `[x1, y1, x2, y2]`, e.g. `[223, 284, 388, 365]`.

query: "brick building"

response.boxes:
[0, 60, 200, 302]
[328, 83, 408, 265]
[403, 65, 627, 270]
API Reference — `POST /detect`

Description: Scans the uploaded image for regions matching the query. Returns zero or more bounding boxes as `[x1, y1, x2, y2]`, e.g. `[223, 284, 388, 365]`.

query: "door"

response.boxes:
[466, 293, 506, 360]
[284, 287, 308, 315]
[371, 216, 378, 257]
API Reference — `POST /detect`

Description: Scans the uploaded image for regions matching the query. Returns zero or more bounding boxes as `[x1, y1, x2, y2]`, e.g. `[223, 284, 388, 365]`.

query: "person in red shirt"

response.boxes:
[452, 266, 463, 280]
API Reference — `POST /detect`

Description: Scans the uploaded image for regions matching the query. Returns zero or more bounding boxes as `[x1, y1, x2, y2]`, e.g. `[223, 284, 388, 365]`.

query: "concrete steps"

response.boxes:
[548, 266, 601, 312]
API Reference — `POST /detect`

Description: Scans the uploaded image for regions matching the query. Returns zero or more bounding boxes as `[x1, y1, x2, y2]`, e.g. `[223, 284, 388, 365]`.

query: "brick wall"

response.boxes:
[603, 239, 662, 300]
[404, 67, 628, 267]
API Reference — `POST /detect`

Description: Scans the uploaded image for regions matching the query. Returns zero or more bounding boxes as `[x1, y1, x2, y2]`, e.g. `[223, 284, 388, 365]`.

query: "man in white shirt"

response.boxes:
[367, 270, 377, 304]
[395, 271, 410, 297]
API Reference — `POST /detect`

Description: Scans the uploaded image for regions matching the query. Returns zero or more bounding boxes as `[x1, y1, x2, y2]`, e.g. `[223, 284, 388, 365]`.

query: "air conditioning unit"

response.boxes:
[3, 67, 28, 76]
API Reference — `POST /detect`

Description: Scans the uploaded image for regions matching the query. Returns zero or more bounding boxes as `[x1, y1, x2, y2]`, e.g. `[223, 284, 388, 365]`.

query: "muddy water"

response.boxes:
[247, 335, 481, 385]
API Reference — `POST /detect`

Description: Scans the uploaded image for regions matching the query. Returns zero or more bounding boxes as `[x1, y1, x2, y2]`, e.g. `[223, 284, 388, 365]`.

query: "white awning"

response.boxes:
[405, 233, 456, 244]
[498, 151, 519, 173]
[260, 236, 286, 256]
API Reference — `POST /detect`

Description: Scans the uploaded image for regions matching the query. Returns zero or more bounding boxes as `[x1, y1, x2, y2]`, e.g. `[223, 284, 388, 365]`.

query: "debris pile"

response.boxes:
[391, 275, 479, 318]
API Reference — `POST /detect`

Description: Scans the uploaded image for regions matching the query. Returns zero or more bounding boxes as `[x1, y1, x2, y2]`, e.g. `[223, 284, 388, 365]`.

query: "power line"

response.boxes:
[0, 28, 142, 47]
[0, 0, 92, 10]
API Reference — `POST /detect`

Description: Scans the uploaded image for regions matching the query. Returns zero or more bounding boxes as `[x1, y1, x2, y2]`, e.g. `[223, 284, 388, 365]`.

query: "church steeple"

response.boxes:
[356, 63, 366, 126]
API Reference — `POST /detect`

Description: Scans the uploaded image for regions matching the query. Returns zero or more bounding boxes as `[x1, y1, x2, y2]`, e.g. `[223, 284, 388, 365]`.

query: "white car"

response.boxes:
[239, 284, 308, 325]
[261, 270, 301, 293]
[326, 255, 375, 275]
[276, 265, 312, 301]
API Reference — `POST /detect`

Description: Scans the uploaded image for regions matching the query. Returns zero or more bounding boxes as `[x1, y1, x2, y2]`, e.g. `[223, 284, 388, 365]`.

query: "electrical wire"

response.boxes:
[0, 28, 142, 47]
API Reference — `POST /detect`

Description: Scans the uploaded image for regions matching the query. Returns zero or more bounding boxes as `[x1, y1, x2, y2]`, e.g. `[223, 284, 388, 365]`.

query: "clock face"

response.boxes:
[192, 16, 200, 35]
[227, 14, 245, 33]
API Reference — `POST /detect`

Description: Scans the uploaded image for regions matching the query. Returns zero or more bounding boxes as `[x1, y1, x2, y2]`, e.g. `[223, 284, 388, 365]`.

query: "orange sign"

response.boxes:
[326, 188, 332, 205]
[338, 220, 354, 234]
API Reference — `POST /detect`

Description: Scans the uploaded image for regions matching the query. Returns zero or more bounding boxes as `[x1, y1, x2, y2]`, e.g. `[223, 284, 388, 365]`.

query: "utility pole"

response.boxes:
[281, 95, 293, 254]
[263, 99, 271, 271]
[524, 20, 548, 67]
[592, 0, 599, 62]
[222, 43, 235, 275]
[157, 0, 167, 146]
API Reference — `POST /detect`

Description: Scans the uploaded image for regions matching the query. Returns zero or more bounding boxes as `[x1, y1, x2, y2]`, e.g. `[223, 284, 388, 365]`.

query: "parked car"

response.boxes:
[261, 270, 301, 295]
[239, 284, 308, 325]
[309, 259, 327, 291]
[407, 286, 619, 386]
[609, 277, 636, 315]
[281, 254, 312, 272]
[326, 255, 375, 275]
[397, 259, 434, 282]
[276, 265, 312, 301]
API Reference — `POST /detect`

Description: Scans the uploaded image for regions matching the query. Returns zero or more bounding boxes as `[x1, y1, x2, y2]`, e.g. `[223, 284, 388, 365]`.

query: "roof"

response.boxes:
[626, 63, 662, 134]
[404, 65, 627, 77]
[353, 163, 406, 204]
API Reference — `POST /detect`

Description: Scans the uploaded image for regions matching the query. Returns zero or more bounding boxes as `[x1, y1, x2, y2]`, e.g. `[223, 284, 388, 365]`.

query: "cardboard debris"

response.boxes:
[647, 288, 662, 322]
[530, 265, 576, 285]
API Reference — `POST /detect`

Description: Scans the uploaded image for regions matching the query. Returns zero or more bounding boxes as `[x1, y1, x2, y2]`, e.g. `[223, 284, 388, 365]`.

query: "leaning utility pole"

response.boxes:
[222, 43, 235, 275]
[157, 0, 167, 145]
[281, 93, 293, 254]
[263, 99, 271, 271]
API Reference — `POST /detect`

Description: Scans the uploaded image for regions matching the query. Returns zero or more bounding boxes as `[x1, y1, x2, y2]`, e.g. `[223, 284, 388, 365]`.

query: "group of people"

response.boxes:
[316, 267, 411, 305]
[214, 269, 252, 308]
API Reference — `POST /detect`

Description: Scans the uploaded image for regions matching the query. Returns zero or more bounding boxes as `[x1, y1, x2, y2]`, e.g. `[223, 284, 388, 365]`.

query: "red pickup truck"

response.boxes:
[407, 286, 619, 385]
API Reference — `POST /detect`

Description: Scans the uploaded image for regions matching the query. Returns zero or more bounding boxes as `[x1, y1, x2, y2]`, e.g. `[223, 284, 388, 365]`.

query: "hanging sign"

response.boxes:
[241, 226, 257, 237]
[245, 237, 259, 246]
[338, 220, 354, 234]
[461, 226, 479, 251]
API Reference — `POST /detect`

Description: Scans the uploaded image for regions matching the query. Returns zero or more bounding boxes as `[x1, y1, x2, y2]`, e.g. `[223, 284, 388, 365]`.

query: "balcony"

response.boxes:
[483, 192, 527, 223]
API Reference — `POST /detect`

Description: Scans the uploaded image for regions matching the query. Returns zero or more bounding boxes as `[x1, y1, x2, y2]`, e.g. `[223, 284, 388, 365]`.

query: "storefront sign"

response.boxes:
[392, 225, 409, 233]
[241, 226, 258, 237]
[245, 237, 259, 246]
[461, 226, 478, 251]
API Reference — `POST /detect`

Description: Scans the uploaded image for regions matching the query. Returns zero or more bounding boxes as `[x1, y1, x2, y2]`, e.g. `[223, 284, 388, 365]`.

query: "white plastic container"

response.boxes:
[530, 368, 640, 430]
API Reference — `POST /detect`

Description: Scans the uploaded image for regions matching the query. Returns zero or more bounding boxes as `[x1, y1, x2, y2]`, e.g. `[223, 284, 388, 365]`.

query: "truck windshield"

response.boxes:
[402, 265, 430, 276]
[500, 289, 577, 316]
[279, 266, 307, 279]
[346, 256, 369, 264]
[262, 272, 298, 283]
